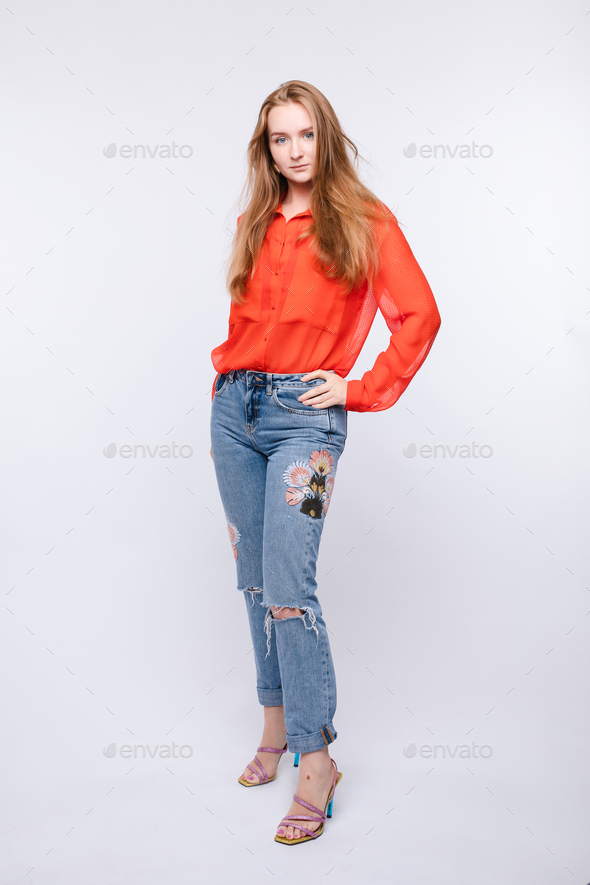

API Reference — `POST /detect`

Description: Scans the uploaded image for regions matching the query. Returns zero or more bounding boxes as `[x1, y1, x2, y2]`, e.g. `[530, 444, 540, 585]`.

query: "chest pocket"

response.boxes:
[278, 247, 349, 335]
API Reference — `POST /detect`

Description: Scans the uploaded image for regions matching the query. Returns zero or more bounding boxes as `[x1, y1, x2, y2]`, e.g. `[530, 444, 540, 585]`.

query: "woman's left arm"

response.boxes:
[344, 218, 442, 413]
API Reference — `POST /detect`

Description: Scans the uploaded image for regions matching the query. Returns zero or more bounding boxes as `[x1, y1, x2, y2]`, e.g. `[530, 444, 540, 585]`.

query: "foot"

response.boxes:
[276, 753, 336, 840]
[241, 728, 288, 784]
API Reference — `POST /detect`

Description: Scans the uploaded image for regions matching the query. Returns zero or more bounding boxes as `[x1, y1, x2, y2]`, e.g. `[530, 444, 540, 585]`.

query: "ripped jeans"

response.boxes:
[210, 368, 348, 754]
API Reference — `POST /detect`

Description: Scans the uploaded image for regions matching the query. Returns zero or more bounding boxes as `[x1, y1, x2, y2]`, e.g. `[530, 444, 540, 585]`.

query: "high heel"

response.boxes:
[274, 757, 343, 844]
[294, 752, 300, 767]
[238, 742, 288, 786]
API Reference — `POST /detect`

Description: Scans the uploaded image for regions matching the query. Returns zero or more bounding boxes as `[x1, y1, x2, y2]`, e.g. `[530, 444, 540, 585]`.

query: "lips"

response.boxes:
[291, 165, 307, 170]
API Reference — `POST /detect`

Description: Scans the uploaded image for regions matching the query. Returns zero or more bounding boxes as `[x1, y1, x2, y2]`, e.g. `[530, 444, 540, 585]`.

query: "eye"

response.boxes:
[304, 131, 314, 139]
[275, 137, 287, 144]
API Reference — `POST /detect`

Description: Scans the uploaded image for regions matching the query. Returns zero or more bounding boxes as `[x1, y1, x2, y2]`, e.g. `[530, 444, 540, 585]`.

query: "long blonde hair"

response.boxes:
[226, 80, 399, 304]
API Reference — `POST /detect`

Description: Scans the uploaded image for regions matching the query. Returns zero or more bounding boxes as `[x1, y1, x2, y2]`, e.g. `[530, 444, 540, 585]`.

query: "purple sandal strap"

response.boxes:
[279, 823, 321, 838]
[291, 793, 325, 816]
[327, 759, 338, 801]
[245, 763, 264, 782]
[278, 816, 323, 838]
[253, 756, 269, 781]
[246, 757, 268, 782]
[257, 745, 286, 754]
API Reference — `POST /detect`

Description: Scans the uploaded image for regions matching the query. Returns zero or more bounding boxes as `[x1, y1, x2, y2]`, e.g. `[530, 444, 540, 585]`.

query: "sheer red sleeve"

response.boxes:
[344, 219, 441, 412]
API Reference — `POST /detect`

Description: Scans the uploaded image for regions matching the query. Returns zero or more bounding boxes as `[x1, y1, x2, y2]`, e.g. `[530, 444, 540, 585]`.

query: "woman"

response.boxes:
[209, 80, 441, 845]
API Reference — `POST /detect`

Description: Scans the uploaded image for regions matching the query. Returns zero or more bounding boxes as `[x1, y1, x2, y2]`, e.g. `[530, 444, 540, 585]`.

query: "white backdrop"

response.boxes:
[2, 1, 589, 883]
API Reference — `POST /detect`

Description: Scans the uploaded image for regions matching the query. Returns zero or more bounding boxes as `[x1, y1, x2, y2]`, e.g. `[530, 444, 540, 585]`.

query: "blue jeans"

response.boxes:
[210, 368, 348, 754]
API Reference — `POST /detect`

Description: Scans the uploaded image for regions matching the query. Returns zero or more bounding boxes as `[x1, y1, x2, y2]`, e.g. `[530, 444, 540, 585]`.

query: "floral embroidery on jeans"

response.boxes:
[226, 520, 241, 559]
[283, 449, 335, 519]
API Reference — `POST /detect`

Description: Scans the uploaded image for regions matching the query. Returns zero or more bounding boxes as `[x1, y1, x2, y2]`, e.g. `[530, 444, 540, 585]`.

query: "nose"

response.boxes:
[292, 140, 305, 159]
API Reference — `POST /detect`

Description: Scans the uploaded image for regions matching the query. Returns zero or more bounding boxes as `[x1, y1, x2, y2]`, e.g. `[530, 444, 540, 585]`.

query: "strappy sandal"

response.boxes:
[274, 757, 343, 844]
[238, 742, 288, 786]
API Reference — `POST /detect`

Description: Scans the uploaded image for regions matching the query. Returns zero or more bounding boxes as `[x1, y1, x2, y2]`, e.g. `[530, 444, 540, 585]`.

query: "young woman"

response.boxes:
[209, 80, 441, 845]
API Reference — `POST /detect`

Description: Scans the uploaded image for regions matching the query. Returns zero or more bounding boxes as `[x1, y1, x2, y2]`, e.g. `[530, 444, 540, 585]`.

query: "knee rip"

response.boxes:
[262, 604, 319, 659]
[270, 605, 303, 619]
[241, 586, 263, 606]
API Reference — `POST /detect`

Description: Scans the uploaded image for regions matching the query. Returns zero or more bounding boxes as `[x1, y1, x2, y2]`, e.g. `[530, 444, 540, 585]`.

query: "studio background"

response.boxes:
[1, 1, 589, 883]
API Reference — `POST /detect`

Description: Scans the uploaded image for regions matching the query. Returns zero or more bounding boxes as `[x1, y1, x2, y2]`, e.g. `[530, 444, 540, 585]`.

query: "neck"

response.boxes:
[282, 182, 313, 206]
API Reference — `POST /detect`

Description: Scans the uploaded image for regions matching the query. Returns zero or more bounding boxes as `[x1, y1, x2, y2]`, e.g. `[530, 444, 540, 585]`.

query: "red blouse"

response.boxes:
[210, 198, 441, 412]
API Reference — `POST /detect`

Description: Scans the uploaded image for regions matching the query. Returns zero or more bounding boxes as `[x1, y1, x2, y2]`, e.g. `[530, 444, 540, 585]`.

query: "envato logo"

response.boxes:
[403, 442, 493, 459]
[403, 742, 493, 759]
[103, 142, 193, 159]
[403, 142, 493, 159]
[103, 442, 193, 459]
[103, 742, 193, 759]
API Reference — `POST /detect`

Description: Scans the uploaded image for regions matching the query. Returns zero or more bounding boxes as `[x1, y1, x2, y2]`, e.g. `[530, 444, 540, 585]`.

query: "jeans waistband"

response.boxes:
[226, 368, 335, 395]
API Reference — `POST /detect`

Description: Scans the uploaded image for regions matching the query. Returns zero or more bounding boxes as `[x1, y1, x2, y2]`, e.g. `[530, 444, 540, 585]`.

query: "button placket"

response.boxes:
[264, 217, 285, 345]
[276, 220, 289, 332]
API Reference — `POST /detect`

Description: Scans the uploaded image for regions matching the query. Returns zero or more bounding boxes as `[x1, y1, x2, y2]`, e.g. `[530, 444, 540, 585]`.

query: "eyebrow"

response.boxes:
[269, 127, 313, 137]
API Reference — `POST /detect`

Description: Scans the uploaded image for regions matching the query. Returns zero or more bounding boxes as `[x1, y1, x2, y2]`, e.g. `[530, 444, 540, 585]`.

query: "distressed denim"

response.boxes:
[210, 368, 347, 754]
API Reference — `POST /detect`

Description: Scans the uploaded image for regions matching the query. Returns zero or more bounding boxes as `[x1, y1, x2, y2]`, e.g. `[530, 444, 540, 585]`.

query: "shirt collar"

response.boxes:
[275, 196, 313, 219]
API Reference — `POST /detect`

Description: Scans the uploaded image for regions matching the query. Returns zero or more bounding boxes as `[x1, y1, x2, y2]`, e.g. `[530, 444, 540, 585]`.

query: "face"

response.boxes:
[267, 101, 315, 184]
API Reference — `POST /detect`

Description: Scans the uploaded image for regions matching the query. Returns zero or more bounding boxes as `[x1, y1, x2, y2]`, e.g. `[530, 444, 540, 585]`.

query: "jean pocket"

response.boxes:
[271, 383, 330, 416]
[214, 372, 230, 397]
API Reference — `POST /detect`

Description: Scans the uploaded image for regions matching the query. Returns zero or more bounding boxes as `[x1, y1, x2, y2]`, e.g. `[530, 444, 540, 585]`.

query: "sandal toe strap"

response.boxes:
[279, 814, 324, 839]
[279, 815, 323, 838]
[246, 757, 268, 782]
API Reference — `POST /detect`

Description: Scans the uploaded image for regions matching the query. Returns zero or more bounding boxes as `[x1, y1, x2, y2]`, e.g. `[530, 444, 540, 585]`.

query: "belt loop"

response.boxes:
[266, 373, 273, 396]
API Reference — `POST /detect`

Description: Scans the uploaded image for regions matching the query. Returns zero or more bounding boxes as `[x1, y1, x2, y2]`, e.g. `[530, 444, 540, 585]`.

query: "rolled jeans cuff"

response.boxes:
[257, 687, 284, 706]
[287, 724, 338, 755]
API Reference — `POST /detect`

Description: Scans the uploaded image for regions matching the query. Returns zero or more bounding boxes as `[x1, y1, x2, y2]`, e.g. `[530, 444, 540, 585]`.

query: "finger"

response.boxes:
[307, 393, 331, 407]
[299, 387, 329, 404]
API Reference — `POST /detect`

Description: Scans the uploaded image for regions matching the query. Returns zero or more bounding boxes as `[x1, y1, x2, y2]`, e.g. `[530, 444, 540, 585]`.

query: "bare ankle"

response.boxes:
[262, 705, 286, 738]
[298, 748, 332, 773]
